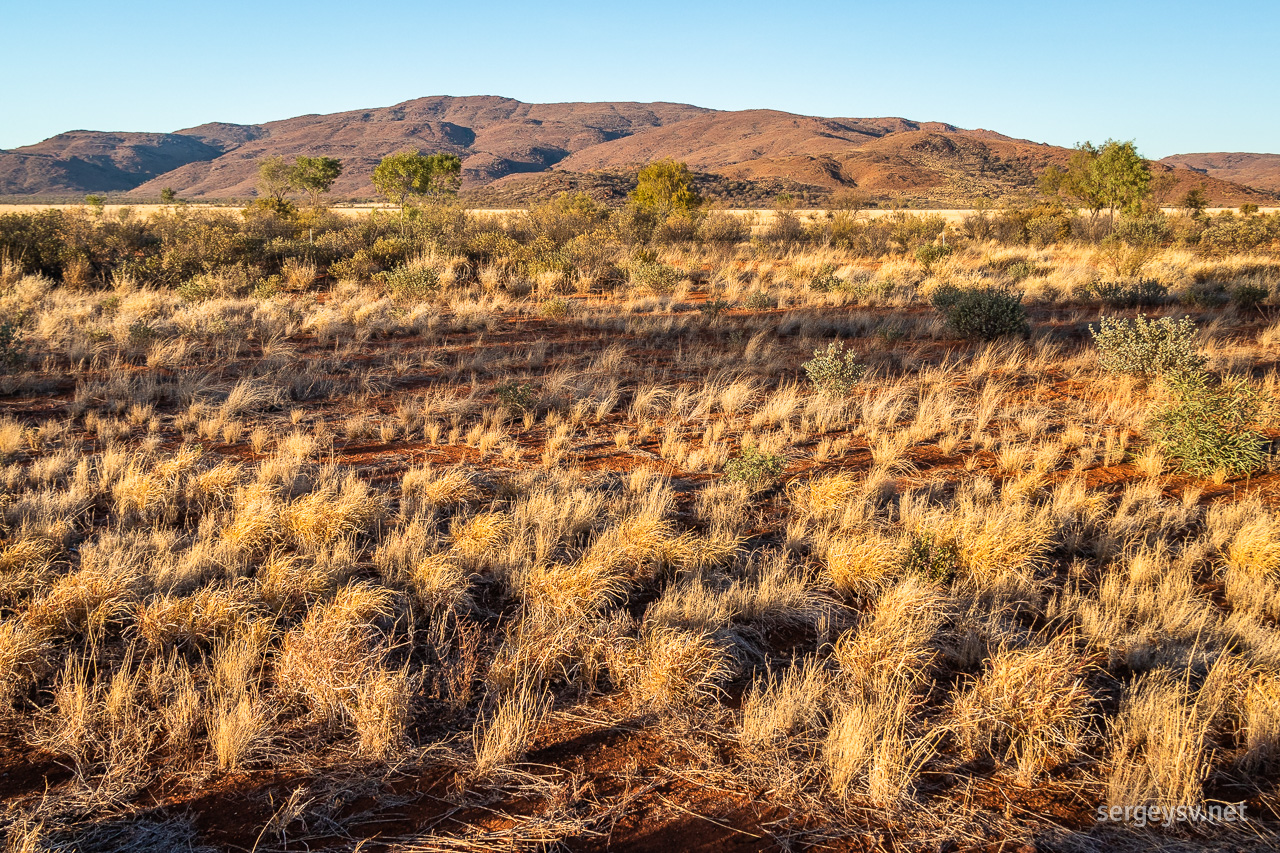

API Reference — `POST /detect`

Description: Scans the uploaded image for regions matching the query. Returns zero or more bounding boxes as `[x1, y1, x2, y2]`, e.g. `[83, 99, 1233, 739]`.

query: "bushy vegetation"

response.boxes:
[1090, 314, 1206, 378]
[723, 446, 786, 490]
[802, 340, 866, 395]
[1147, 371, 1269, 476]
[932, 285, 1029, 340]
[0, 314, 23, 371]
[1077, 278, 1167, 308]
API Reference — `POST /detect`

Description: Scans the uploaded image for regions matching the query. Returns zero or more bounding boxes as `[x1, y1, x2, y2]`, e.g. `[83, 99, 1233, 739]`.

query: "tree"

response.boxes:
[829, 187, 868, 216]
[629, 159, 701, 216]
[159, 187, 177, 204]
[1180, 187, 1209, 219]
[1093, 139, 1151, 220]
[1039, 144, 1105, 220]
[1040, 140, 1151, 224]
[371, 150, 462, 219]
[290, 156, 343, 208]
[257, 156, 294, 203]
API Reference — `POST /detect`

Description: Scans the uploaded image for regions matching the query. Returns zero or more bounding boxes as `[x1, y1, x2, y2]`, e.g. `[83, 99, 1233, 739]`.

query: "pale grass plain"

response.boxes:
[0, 202, 1278, 850]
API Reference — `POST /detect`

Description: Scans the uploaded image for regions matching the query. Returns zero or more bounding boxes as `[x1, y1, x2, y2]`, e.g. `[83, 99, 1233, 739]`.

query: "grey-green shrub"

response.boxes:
[1148, 372, 1267, 477]
[723, 446, 785, 491]
[382, 265, 440, 300]
[538, 298, 570, 319]
[1078, 278, 1167, 308]
[932, 285, 1029, 341]
[802, 341, 866, 395]
[628, 259, 682, 292]
[0, 317, 24, 372]
[1090, 315, 1206, 378]
[495, 381, 537, 411]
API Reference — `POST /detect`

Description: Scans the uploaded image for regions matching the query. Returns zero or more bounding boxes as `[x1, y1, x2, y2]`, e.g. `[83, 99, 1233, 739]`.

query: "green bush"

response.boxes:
[914, 242, 952, 271]
[1148, 372, 1267, 477]
[1078, 278, 1167, 308]
[932, 285, 1029, 340]
[743, 290, 776, 310]
[699, 297, 733, 320]
[495, 381, 537, 411]
[808, 267, 842, 292]
[1231, 281, 1271, 312]
[838, 274, 895, 304]
[628, 259, 682, 293]
[1179, 280, 1229, 308]
[538, 298, 570, 319]
[903, 531, 960, 584]
[802, 340, 866, 395]
[382, 265, 440, 300]
[0, 317, 25, 372]
[723, 446, 785, 491]
[1089, 315, 1205, 378]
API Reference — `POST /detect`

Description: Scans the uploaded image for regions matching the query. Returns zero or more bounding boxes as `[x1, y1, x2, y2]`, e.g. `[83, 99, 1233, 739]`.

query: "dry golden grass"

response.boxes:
[953, 638, 1093, 784]
[1, 222, 1278, 848]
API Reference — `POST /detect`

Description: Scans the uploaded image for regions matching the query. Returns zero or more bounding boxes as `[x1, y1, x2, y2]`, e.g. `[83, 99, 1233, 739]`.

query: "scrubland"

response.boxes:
[0, 200, 1279, 851]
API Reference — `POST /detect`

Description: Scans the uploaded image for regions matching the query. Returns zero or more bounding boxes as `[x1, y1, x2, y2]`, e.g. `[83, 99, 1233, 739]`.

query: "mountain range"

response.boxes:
[1, 96, 1275, 207]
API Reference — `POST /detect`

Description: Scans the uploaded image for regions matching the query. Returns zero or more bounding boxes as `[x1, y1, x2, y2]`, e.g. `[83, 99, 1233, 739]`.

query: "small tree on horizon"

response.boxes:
[1039, 139, 1151, 224]
[629, 159, 701, 217]
[257, 156, 294, 203]
[371, 150, 462, 221]
[290, 156, 343, 208]
[1180, 186, 1209, 220]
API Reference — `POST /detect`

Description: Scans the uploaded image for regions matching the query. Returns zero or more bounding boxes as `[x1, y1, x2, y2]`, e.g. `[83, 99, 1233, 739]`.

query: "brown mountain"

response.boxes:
[130, 97, 713, 200]
[1, 96, 1275, 206]
[1158, 153, 1280, 195]
[0, 131, 224, 195]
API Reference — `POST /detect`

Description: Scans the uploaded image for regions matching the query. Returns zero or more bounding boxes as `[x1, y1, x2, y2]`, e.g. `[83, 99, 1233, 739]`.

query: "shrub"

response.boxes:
[1179, 280, 1229, 308]
[0, 317, 25, 372]
[932, 285, 1029, 341]
[723, 446, 785, 491]
[808, 266, 843, 293]
[628, 259, 682, 293]
[802, 341, 867, 395]
[1078, 278, 1168, 308]
[1005, 260, 1036, 282]
[838, 274, 895, 304]
[1090, 315, 1205, 378]
[914, 242, 952, 272]
[903, 532, 959, 585]
[743, 290, 776, 310]
[1231, 281, 1271, 312]
[699, 297, 733, 320]
[1147, 372, 1267, 477]
[698, 211, 749, 244]
[495, 381, 537, 412]
[538, 298, 570, 319]
[382, 265, 440, 300]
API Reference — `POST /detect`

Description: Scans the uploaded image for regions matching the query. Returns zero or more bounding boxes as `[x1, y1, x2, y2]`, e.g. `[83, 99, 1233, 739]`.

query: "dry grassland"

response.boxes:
[0, 204, 1278, 851]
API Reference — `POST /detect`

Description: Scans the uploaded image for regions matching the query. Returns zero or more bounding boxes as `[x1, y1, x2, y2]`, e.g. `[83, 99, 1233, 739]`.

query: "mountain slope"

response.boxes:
[0, 131, 223, 194]
[131, 96, 714, 198]
[1159, 153, 1280, 195]
[1, 96, 1275, 206]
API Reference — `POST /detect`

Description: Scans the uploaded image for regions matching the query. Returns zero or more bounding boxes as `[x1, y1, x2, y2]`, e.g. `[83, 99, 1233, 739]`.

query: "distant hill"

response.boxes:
[1, 96, 1275, 207]
[1159, 152, 1280, 195]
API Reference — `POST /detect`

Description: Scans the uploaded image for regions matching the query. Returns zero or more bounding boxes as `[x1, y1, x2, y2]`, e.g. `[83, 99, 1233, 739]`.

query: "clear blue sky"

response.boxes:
[2, 0, 1275, 157]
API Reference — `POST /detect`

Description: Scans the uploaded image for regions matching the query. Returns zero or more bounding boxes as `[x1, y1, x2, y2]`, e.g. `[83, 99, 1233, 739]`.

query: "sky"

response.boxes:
[2, 0, 1276, 158]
